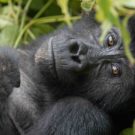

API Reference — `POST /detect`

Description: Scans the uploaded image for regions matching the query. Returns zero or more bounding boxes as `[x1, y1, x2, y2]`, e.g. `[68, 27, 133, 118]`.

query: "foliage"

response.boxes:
[0, 0, 81, 47]
[120, 128, 133, 135]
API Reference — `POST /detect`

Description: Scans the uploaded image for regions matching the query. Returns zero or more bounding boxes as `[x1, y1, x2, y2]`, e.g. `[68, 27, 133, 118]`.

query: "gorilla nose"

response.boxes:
[69, 41, 88, 55]
[69, 41, 88, 64]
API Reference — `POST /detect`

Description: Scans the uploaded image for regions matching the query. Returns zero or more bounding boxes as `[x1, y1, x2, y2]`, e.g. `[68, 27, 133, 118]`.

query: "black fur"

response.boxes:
[26, 14, 135, 135]
[0, 13, 135, 135]
[0, 48, 21, 135]
[28, 97, 113, 135]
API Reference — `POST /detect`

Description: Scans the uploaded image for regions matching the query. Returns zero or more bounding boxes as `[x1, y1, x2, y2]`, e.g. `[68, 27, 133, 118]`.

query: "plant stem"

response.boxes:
[19, 0, 32, 31]
[34, 0, 54, 19]
[14, 15, 80, 48]
[27, 29, 36, 40]
[16, 0, 22, 25]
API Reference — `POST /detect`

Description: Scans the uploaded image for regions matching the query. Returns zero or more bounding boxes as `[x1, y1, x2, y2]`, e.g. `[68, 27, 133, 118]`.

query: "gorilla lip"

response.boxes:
[48, 37, 58, 79]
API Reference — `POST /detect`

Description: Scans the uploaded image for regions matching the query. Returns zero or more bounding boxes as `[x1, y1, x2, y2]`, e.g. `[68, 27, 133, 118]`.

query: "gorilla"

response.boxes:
[25, 14, 135, 135]
[0, 48, 21, 135]
[0, 13, 135, 135]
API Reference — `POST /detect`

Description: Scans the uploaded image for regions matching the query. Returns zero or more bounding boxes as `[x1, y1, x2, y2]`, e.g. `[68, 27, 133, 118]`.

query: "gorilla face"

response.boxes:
[35, 21, 135, 112]
[35, 25, 125, 82]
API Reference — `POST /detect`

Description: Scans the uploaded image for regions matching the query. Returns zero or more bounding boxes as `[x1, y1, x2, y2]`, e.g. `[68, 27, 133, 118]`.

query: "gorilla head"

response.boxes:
[34, 15, 135, 113]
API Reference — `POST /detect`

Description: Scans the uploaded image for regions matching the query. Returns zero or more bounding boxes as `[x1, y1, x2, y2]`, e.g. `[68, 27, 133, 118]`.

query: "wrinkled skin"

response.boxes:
[0, 13, 135, 135]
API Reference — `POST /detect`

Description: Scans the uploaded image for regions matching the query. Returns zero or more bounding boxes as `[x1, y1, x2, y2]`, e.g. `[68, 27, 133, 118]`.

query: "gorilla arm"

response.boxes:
[0, 47, 21, 135]
[27, 97, 114, 135]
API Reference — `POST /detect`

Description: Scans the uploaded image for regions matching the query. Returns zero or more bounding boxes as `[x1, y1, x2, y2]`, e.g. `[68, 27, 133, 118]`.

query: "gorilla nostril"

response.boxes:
[69, 43, 79, 54]
[69, 42, 88, 64]
[71, 56, 81, 63]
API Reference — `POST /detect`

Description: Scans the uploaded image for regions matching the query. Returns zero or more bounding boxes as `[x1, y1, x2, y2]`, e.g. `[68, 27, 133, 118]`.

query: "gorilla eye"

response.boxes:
[106, 33, 117, 47]
[111, 64, 121, 77]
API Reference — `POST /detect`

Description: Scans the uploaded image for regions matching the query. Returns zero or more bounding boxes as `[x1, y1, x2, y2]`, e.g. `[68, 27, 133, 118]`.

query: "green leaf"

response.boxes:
[31, 24, 54, 37]
[57, 0, 71, 26]
[99, 20, 112, 43]
[69, 0, 81, 15]
[81, 0, 95, 12]
[0, 17, 13, 29]
[98, 0, 111, 17]
[22, 0, 45, 11]
[0, 25, 19, 47]
[0, 0, 8, 3]
[57, 0, 69, 15]
[120, 128, 133, 135]
[120, 17, 135, 64]
[122, 0, 135, 9]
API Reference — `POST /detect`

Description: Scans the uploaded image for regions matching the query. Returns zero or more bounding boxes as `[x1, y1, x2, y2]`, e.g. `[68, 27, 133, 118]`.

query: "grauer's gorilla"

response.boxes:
[26, 15, 135, 135]
[0, 48, 21, 135]
[0, 13, 135, 135]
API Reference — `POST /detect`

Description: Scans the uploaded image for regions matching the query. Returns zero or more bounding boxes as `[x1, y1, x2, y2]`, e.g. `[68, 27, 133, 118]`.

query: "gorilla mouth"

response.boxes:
[48, 37, 58, 79]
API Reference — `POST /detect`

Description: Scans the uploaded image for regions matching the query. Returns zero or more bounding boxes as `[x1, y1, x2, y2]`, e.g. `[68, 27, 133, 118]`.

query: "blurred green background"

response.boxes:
[0, 0, 81, 47]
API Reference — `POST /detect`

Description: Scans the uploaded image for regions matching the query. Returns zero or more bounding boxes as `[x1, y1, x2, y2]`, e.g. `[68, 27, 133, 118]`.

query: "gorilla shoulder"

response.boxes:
[0, 47, 20, 135]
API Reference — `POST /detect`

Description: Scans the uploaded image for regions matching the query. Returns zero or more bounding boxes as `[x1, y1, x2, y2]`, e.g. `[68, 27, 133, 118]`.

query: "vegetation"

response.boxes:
[0, 0, 81, 47]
